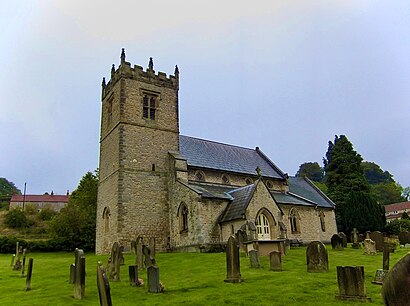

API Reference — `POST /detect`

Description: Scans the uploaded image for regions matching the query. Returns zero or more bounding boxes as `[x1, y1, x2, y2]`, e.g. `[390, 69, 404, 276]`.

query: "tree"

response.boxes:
[295, 162, 324, 182]
[4, 209, 28, 228]
[362, 161, 393, 184]
[370, 182, 405, 205]
[0, 178, 21, 195]
[49, 171, 98, 250]
[323, 135, 385, 232]
[402, 187, 410, 201]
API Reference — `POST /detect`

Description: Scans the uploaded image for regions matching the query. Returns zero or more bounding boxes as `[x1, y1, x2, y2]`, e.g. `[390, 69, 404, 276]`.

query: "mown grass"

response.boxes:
[0, 246, 408, 305]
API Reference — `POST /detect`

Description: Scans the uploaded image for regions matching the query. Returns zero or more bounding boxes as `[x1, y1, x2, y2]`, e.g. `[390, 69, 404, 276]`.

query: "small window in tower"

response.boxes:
[142, 94, 157, 120]
[152, 164, 156, 172]
[150, 97, 156, 120]
[143, 95, 149, 118]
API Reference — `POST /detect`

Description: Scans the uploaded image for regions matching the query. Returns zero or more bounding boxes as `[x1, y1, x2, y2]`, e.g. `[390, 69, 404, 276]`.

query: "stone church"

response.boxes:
[95, 50, 337, 254]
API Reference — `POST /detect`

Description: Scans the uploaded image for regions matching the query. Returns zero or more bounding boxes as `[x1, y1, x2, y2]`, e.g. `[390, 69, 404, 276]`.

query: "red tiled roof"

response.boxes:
[10, 194, 69, 203]
[384, 201, 410, 213]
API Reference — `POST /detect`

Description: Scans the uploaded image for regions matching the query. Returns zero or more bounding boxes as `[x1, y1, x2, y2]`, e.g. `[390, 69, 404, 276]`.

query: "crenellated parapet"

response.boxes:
[101, 48, 179, 100]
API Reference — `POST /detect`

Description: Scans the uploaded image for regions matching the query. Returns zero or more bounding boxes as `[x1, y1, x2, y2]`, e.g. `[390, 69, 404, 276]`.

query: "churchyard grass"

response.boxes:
[0, 246, 408, 305]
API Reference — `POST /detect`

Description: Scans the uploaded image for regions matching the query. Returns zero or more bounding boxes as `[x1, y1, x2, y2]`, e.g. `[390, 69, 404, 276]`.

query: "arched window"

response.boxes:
[178, 203, 189, 233]
[256, 214, 270, 240]
[221, 174, 230, 185]
[102, 207, 110, 233]
[289, 208, 300, 233]
[195, 170, 205, 182]
[319, 211, 326, 232]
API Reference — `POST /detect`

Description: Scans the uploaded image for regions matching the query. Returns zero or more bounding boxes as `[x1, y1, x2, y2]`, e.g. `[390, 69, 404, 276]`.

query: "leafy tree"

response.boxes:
[323, 135, 385, 232]
[370, 182, 405, 205]
[0, 178, 21, 195]
[384, 219, 410, 235]
[4, 209, 29, 228]
[49, 171, 98, 251]
[362, 161, 394, 184]
[402, 187, 410, 201]
[295, 162, 324, 182]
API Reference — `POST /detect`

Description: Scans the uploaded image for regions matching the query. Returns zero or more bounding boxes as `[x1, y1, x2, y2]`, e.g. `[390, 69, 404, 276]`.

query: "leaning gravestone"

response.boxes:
[398, 231, 410, 245]
[306, 241, 328, 272]
[136, 236, 144, 270]
[74, 248, 86, 300]
[338, 232, 347, 248]
[363, 239, 377, 255]
[107, 242, 121, 281]
[335, 266, 370, 301]
[382, 253, 410, 305]
[147, 266, 163, 293]
[270, 251, 282, 271]
[97, 261, 112, 306]
[224, 236, 242, 283]
[10, 254, 15, 267]
[369, 231, 384, 252]
[20, 249, 27, 277]
[331, 234, 343, 250]
[69, 264, 76, 284]
[129, 265, 139, 286]
[249, 250, 260, 268]
[25, 258, 33, 291]
[13, 242, 22, 271]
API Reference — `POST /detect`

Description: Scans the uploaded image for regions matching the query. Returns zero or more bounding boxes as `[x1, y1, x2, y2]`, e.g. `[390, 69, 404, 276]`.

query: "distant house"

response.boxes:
[385, 201, 410, 223]
[9, 193, 69, 212]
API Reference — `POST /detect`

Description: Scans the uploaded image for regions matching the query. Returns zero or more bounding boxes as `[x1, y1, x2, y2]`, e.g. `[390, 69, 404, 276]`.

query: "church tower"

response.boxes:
[96, 49, 179, 254]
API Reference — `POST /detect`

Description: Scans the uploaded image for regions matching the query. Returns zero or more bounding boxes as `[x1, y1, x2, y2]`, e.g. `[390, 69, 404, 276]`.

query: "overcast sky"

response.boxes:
[1, 1, 409, 194]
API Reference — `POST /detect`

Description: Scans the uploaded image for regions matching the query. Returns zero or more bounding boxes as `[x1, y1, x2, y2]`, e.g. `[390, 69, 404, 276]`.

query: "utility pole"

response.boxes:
[22, 182, 26, 211]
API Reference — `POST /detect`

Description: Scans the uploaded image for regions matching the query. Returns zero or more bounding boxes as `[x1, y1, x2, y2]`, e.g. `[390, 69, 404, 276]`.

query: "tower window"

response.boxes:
[143, 94, 156, 120]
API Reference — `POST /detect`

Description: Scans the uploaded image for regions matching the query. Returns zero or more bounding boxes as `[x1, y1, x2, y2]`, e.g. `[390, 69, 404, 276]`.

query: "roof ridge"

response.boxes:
[180, 134, 256, 152]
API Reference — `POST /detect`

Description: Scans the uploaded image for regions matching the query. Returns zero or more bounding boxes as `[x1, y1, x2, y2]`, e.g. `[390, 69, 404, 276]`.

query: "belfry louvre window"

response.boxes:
[143, 94, 156, 120]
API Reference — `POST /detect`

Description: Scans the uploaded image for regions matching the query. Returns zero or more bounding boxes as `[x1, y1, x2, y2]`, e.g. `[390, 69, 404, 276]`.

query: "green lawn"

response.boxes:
[0, 246, 408, 305]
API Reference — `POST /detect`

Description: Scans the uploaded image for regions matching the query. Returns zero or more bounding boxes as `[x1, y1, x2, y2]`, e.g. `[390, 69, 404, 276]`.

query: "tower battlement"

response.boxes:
[101, 48, 179, 100]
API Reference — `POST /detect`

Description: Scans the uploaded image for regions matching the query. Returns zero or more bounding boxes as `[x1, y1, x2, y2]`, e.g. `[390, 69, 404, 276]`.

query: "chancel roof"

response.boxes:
[179, 135, 286, 180]
[219, 184, 256, 223]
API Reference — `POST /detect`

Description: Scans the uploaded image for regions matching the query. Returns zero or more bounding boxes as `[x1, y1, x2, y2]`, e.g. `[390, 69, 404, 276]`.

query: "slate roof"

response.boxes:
[179, 135, 286, 180]
[188, 183, 235, 200]
[219, 184, 256, 222]
[271, 191, 316, 207]
[285, 177, 335, 208]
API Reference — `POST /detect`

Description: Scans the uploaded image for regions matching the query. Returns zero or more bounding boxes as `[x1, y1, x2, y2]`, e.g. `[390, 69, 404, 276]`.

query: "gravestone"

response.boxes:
[10, 254, 15, 267]
[235, 229, 247, 253]
[147, 266, 163, 293]
[107, 242, 121, 281]
[97, 261, 112, 306]
[20, 249, 27, 277]
[13, 242, 22, 271]
[382, 245, 390, 271]
[224, 236, 242, 283]
[119, 245, 125, 265]
[382, 253, 410, 306]
[335, 266, 370, 301]
[398, 231, 410, 245]
[74, 248, 86, 300]
[351, 228, 360, 249]
[331, 234, 343, 250]
[149, 237, 156, 258]
[130, 240, 136, 254]
[269, 251, 282, 271]
[69, 264, 76, 284]
[358, 234, 364, 243]
[338, 232, 347, 248]
[129, 265, 139, 286]
[249, 250, 260, 268]
[25, 258, 33, 291]
[369, 231, 384, 252]
[136, 236, 144, 269]
[143, 245, 156, 268]
[306, 241, 328, 273]
[363, 239, 377, 255]
[372, 269, 388, 285]
[365, 231, 371, 239]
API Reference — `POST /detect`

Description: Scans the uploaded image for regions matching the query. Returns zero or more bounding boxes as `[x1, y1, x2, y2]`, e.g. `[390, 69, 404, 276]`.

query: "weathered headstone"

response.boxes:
[97, 261, 112, 306]
[20, 249, 27, 277]
[74, 248, 86, 300]
[149, 237, 156, 258]
[131, 240, 136, 254]
[107, 242, 121, 281]
[224, 236, 242, 283]
[69, 264, 76, 284]
[382, 253, 410, 306]
[306, 241, 328, 273]
[358, 234, 364, 243]
[143, 245, 156, 268]
[398, 231, 410, 245]
[129, 265, 138, 286]
[369, 231, 384, 252]
[331, 234, 343, 250]
[147, 266, 163, 293]
[25, 258, 33, 291]
[13, 242, 22, 271]
[269, 251, 282, 271]
[235, 229, 247, 253]
[249, 250, 260, 268]
[10, 254, 15, 267]
[136, 236, 144, 270]
[365, 231, 371, 240]
[363, 239, 377, 255]
[372, 269, 388, 285]
[351, 228, 360, 249]
[338, 232, 347, 248]
[383, 245, 390, 271]
[119, 245, 125, 265]
[335, 266, 370, 301]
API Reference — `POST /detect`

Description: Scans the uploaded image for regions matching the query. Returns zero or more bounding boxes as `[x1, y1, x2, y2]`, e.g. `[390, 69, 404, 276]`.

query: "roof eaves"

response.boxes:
[255, 147, 287, 179]
[303, 177, 336, 208]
